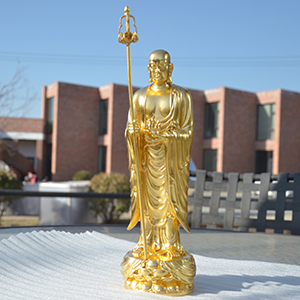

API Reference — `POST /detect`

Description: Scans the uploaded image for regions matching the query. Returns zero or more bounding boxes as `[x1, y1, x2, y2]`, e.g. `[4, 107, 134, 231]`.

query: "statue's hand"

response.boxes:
[145, 129, 166, 142]
[127, 121, 139, 135]
[149, 130, 163, 138]
[168, 120, 179, 131]
[165, 120, 179, 137]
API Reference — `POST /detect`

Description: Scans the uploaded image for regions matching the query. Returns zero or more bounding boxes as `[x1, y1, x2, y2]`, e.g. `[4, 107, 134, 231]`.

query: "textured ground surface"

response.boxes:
[0, 225, 299, 265]
[0, 230, 300, 299]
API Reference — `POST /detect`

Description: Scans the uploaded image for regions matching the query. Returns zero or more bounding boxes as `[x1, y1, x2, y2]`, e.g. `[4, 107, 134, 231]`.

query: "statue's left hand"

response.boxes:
[149, 130, 165, 139]
[164, 120, 179, 137]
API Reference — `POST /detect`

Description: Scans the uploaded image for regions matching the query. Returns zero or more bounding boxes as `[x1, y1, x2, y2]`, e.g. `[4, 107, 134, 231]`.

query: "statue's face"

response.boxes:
[148, 50, 173, 85]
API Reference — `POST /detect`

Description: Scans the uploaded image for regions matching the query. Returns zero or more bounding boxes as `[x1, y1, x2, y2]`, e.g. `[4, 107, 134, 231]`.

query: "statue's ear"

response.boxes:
[147, 64, 153, 84]
[168, 63, 174, 84]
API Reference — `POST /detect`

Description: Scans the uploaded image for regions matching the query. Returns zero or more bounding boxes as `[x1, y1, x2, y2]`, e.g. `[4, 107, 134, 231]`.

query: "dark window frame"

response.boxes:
[99, 99, 108, 136]
[45, 144, 52, 180]
[256, 103, 275, 141]
[203, 149, 217, 172]
[46, 97, 55, 135]
[98, 146, 107, 173]
[204, 102, 219, 139]
[255, 151, 273, 174]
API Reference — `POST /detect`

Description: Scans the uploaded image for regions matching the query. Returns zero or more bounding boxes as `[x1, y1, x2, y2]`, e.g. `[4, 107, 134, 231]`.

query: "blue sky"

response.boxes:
[1, 0, 299, 118]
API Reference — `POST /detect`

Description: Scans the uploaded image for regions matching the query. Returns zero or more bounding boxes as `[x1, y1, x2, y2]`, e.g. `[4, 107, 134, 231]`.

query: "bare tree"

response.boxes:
[0, 66, 37, 219]
[0, 66, 37, 174]
[0, 65, 36, 132]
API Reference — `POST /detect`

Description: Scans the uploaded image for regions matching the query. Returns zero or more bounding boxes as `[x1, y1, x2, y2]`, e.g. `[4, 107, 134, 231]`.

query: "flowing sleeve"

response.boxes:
[125, 89, 143, 230]
[168, 87, 193, 232]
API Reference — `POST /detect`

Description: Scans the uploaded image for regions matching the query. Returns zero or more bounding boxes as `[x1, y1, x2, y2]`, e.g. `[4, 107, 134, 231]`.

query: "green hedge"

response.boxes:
[72, 170, 93, 181]
[89, 172, 130, 224]
[0, 171, 22, 224]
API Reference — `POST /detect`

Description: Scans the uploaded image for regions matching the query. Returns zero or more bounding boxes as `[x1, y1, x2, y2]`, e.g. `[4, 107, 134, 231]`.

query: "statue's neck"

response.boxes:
[150, 82, 171, 92]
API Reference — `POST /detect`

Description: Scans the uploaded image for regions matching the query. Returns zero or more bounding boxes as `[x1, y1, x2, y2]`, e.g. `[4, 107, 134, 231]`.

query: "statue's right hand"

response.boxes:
[127, 121, 139, 135]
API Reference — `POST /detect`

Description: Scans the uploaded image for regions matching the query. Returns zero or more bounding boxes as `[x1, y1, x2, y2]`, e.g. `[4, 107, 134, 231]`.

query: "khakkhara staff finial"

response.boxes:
[118, 6, 138, 46]
[119, 6, 196, 296]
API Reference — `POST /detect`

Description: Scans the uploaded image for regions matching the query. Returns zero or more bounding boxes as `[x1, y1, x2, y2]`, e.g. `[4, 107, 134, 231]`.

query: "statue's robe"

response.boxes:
[126, 84, 193, 237]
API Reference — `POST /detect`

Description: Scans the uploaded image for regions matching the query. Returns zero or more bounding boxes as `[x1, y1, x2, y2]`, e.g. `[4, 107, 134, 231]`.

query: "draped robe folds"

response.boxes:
[126, 84, 194, 238]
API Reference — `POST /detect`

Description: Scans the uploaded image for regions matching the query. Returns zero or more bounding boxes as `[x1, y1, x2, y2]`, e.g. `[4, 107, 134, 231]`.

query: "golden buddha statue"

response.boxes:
[121, 49, 196, 295]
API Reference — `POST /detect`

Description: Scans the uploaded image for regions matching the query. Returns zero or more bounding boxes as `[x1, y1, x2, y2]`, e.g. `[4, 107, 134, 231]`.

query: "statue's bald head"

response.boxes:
[149, 49, 171, 64]
[148, 49, 173, 85]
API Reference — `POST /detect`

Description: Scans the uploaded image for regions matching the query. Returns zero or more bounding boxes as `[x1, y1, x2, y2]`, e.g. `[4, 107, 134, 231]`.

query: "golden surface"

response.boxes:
[121, 252, 195, 295]
[118, 7, 195, 296]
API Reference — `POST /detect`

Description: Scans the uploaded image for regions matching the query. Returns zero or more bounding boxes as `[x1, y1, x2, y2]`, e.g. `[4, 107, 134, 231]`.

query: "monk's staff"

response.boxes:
[118, 6, 147, 260]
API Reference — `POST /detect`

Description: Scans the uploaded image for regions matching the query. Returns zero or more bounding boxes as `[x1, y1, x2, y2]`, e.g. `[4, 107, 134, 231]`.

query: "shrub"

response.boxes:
[89, 172, 130, 224]
[72, 170, 93, 181]
[0, 170, 22, 225]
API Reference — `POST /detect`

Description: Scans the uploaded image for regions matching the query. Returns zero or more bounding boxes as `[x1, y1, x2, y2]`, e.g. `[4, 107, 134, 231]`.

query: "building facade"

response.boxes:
[199, 87, 300, 175]
[0, 117, 44, 177]
[1, 82, 299, 181]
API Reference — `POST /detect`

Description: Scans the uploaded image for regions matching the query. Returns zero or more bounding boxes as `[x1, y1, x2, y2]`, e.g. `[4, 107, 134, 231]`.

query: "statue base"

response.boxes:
[121, 251, 196, 296]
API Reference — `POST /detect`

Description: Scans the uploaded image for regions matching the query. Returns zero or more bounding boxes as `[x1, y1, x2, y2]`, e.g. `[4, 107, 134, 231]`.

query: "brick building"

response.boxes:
[0, 117, 44, 177]
[1, 82, 299, 181]
[198, 87, 300, 174]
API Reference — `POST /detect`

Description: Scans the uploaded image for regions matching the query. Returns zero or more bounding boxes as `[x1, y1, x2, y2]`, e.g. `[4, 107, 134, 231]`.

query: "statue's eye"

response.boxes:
[149, 63, 156, 69]
[159, 62, 167, 68]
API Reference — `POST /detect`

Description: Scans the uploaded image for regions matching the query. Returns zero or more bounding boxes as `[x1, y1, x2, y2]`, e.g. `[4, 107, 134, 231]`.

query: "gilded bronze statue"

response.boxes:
[118, 7, 196, 296]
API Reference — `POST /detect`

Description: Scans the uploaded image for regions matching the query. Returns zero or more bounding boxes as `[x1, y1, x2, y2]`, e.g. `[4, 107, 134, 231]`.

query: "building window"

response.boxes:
[45, 144, 52, 180]
[204, 102, 219, 138]
[98, 146, 107, 173]
[256, 103, 275, 140]
[255, 151, 273, 174]
[203, 149, 217, 172]
[99, 99, 108, 135]
[46, 97, 55, 134]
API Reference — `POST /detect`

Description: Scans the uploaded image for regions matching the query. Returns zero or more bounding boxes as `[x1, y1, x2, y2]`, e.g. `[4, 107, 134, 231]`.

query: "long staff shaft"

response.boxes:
[126, 45, 148, 260]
